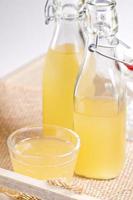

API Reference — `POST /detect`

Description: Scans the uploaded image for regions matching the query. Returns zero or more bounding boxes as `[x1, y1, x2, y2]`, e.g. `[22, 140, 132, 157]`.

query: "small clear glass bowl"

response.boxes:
[7, 125, 80, 180]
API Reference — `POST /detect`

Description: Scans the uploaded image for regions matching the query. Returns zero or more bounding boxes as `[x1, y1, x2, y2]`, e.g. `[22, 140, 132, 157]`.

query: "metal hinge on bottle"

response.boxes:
[44, 0, 86, 25]
[44, 0, 55, 24]
[88, 35, 133, 66]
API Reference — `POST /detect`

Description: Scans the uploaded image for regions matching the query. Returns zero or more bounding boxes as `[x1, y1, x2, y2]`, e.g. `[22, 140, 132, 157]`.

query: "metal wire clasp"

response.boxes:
[88, 35, 133, 66]
[44, 0, 86, 24]
[44, 0, 55, 24]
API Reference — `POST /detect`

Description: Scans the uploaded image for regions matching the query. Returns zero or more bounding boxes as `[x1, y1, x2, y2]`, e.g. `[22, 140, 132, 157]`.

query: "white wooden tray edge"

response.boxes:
[0, 168, 100, 200]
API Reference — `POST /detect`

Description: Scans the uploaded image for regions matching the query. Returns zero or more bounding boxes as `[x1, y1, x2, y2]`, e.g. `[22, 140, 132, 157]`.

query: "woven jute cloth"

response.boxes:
[0, 79, 133, 200]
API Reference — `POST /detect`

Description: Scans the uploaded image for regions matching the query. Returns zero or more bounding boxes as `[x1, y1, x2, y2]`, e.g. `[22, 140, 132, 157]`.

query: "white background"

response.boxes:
[0, 0, 133, 77]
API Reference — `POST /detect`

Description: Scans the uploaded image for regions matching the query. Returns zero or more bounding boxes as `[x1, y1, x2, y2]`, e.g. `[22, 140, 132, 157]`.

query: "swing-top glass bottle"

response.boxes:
[74, 0, 126, 179]
[43, 0, 85, 129]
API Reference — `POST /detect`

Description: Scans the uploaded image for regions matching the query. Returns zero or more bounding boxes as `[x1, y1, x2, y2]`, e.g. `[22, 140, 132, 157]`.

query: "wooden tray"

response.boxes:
[0, 55, 98, 200]
[1, 55, 133, 200]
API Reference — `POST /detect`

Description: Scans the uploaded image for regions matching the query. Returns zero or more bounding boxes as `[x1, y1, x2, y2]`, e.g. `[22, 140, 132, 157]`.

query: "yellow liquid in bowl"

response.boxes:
[11, 138, 77, 180]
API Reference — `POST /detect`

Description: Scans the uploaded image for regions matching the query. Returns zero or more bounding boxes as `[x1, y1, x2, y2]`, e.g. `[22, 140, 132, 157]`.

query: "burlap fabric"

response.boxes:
[0, 60, 133, 200]
[0, 81, 42, 170]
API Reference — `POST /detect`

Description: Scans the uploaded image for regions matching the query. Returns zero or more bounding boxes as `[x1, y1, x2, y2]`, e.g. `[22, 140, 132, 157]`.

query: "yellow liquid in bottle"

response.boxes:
[43, 43, 82, 129]
[74, 98, 126, 179]
[11, 138, 76, 180]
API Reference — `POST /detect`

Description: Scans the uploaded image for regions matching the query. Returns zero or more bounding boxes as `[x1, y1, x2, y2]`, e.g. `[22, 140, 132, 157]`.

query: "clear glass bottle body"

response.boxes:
[74, 0, 126, 179]
[74, 36, 126, 179]
[43, 1, 84, 129]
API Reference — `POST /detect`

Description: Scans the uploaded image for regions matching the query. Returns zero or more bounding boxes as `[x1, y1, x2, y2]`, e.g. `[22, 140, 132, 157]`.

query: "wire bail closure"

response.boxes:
[44, 0, 55, 25]
[44, 0, 86, 25]
[88, 35, 133, 66]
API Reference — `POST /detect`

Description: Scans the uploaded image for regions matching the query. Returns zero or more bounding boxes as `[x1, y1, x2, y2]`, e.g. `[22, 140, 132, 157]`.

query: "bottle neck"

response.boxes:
[50, 19, 84, 51]
[87, 33, 117, 52]
[44, 0, 84, 24]
[86, 33, 118, 75]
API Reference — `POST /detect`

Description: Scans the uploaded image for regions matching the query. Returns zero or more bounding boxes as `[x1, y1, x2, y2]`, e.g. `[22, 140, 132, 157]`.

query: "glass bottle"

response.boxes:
[74, 0, 126, 179]
[43, 0, 84, 129]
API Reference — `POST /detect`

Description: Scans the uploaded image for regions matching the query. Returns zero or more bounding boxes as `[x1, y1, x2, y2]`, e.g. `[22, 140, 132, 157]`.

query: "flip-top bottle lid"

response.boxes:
[44, 0, 85, 24]
[85, 0, 118, 37]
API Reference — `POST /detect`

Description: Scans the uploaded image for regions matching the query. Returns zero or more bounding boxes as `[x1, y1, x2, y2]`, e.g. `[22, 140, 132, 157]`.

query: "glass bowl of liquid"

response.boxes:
[7, 126, 80, 180]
